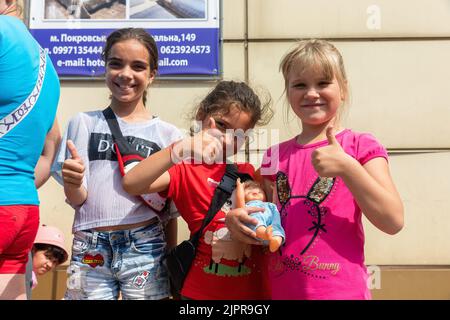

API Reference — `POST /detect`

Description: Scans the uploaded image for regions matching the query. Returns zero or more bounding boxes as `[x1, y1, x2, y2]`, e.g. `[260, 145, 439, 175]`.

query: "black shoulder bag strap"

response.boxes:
[102, 106, 144, 163]
[190, 163, 252, 247]
[102, 106, 168, 213]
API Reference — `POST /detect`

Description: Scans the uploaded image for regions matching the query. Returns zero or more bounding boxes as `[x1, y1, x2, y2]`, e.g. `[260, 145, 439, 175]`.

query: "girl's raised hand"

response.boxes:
[171, 117, 224, 164]
[202, 118, 225, 164]
[311, 126, 353, 177]
[62, 140, 85, 188]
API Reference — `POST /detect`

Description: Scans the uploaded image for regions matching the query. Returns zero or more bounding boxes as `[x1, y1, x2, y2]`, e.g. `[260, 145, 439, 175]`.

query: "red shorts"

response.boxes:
[0, 205, 39, 274]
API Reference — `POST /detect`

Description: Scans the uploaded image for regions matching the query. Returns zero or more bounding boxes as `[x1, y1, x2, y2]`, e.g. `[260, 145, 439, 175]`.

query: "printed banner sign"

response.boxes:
[29, 0, 221, 77]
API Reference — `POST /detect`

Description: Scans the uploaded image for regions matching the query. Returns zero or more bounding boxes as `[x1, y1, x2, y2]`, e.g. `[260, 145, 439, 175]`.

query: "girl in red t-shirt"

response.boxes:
[123, 80, 274, 299]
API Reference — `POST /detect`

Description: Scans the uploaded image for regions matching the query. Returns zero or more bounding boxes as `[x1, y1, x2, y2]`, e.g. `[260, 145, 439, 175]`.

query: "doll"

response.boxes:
[236, 179, 285, 252]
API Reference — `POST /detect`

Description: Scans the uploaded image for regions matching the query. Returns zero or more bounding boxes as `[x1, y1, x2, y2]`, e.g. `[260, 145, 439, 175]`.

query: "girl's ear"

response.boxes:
[147, 70, 156, 86]
[207, 117, 217, 130]
[201, 115, 215, 130]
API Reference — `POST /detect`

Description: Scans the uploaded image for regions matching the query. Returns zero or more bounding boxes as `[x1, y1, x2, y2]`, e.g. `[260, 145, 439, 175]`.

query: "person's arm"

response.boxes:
[164, 217, 178, 251]
[312, 127, 404, 235]
[35, 119, 61, 189]
[123, 146, 173, 195]
[123, 118, 223, 195]
[340, 157, 403, 234]
[62, 140, 88, 206]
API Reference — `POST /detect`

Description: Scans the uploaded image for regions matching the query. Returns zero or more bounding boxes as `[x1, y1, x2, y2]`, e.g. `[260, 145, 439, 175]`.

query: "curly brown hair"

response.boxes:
[191, 80, 273, 134]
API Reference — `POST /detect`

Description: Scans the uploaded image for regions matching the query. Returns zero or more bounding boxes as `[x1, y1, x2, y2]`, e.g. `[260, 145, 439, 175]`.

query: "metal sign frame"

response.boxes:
[24, 0, 223, 81]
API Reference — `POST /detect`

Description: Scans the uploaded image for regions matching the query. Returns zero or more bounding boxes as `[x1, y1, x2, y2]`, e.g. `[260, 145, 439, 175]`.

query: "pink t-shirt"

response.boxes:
[261, 129, 388, 300]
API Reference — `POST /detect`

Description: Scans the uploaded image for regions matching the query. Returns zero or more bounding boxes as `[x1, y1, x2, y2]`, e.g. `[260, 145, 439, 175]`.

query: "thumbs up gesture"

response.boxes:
[311, 127, 352, 177]
[202, 117, 225, 164]
[62, 140, 85, 188]
[171, 117, 224, 164]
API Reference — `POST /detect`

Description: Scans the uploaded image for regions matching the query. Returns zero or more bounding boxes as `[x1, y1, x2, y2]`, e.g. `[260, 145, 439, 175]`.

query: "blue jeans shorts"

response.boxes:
[65, 221, 169, 300]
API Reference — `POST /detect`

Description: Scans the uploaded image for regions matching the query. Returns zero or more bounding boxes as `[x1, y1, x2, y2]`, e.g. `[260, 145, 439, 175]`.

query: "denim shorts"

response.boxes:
[65, 221, 169, 300]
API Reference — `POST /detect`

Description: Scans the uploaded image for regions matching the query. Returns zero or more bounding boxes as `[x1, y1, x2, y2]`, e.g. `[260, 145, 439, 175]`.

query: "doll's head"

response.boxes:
[243, 180, 266, 203]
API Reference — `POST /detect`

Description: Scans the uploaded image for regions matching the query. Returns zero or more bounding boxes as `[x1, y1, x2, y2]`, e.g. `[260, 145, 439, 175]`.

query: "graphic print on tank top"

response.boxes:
[270, 171, 338, 280]
[200, 190, 253, 278]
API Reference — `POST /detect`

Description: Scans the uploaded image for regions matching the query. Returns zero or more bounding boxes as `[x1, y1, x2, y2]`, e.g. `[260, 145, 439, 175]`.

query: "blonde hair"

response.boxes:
[279, 39, 349, 123]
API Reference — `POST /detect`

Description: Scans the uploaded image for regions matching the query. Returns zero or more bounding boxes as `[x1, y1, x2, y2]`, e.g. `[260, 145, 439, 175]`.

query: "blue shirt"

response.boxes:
[0, 16, 60, 205]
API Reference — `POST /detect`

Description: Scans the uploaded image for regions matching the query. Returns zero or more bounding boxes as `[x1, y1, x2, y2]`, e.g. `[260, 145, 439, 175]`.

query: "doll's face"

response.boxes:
[244, 186, 266, 202]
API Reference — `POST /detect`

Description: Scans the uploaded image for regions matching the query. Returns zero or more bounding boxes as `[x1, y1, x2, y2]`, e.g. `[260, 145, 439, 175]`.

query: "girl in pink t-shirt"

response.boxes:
[226, 39, 404, 299]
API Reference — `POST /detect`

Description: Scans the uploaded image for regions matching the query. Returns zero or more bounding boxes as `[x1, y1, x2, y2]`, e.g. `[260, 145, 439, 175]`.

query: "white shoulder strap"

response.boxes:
[0, 47, 47, 138]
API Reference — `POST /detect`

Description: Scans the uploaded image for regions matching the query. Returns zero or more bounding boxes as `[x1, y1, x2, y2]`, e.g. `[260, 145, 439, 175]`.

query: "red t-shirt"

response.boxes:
[162, 162, 271, 300]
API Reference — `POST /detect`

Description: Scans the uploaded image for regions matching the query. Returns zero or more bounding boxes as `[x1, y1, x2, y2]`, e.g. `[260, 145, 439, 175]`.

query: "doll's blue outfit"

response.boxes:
[246, 200, 285, 243]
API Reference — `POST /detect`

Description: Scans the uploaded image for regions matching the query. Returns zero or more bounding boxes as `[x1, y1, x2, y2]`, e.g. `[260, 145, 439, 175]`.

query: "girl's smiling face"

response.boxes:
[287, 65, 344, 127]
[105, 39, 155, 107]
